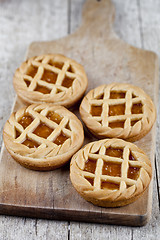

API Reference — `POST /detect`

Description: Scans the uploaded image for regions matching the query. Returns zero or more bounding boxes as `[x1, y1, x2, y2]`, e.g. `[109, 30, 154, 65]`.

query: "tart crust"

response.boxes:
[80, 83, 156, 141]
[70, 138, 152, 207]
[13, 54, 88, 108]
[3, 103, 84, 170]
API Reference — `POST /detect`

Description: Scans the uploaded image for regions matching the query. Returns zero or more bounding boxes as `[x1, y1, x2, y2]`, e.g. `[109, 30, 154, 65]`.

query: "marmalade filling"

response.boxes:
[62, 75, 74, 88]
[131, 103, 143, 114]
[102, 162, 121, 177]
[22, 138, 39, 148]
[26, 65, 38, 78]
[18, 114, 33, 129]
[54, 132, 68, 145]
[128, 166, 140, 180]
[33, 123, 53, 138]
[34, 85, 51, 94]
[109, 121, 125, 128]
[48, 61, 63, 69]
[85, 177, 94, 186]
[105, 147, 123, 158]
[46, 111, 62, 124]
[90, 105, 102, 116]
[84, 159, 97, 174]
[101, 182, 119, 190]
[110, 91, 125, 99]
[109, 104, 125, 116]
[41, 69, 57, 84]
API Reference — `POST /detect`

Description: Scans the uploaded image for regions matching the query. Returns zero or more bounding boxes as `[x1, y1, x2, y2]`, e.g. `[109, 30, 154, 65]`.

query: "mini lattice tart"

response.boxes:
[80, 83, 156, 141]
[13, 54, 88, 107]
[3, 104, 84, 170]
[70, 138, 152, 207]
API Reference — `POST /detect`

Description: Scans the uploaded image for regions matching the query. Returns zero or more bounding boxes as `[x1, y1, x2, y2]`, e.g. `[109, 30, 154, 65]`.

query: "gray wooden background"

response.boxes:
[0, 0, 159, 239]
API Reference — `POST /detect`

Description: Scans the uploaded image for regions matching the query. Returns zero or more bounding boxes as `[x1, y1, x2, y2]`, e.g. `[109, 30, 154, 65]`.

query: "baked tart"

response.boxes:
[13, 54, 88, 108]
[70, 138, 152, 207]
[3, 104, 84, 170]
[80, 83, 156, 141]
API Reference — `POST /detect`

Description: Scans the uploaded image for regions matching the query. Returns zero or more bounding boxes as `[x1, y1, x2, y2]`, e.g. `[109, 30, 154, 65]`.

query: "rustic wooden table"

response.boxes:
[0, 0, 159, 239]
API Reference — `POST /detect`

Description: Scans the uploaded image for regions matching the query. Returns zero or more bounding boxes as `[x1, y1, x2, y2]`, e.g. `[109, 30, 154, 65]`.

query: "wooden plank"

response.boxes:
[0, 0, 159, 238]
[0, 216, 69, 240]
[132, 174, 160, 240]
[139, 0, 160, 199]
[70, 0, 159, 238]
[0, 0, 69, 239]
[70, 0, 86, 32]
[69, 0, 133, 237]
[112, 0, 142, 48]
[2, 1, 158, 231]
[131, 0, 160, 238]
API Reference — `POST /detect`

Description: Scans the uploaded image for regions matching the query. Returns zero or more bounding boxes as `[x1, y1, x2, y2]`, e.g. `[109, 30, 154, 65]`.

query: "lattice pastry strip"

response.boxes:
[12, 106, 72, 152]
[13, 54, 88, 108]
[3, 103, 84, 170]
[80, 83, 156, 141]
[70, 139, 152, 207]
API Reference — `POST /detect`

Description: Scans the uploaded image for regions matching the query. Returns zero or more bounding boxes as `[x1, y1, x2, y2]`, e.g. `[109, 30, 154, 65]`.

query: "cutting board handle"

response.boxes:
[78, 0, 115, 36]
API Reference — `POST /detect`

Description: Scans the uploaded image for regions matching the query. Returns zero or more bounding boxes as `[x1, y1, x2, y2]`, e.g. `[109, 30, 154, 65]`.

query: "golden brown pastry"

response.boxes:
[80, 83, 156, 141]
[3, 103, 84, 170]
[13, 54, 88, 108]
[70, 138, 152, 207]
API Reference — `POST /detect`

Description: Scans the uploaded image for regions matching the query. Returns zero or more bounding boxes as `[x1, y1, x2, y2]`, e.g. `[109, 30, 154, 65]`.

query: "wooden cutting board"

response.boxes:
[0, 0, 158, 226]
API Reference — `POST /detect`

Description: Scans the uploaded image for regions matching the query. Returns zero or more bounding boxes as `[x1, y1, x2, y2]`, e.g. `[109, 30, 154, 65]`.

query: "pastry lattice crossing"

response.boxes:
[3, 104, 84, 170]
[13, 54, 88, 107]
[80, 83, 156, 141]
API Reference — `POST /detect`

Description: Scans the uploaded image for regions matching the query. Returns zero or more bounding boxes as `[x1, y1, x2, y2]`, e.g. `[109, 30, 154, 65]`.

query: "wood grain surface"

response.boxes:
[0, 0, 160, 239]
[0, 0, 158, 227]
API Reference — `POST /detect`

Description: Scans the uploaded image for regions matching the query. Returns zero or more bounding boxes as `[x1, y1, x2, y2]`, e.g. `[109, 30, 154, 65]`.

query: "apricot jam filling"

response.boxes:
[24, 79, 30, 87]
[48, 61, 64, 69]
[85, 177, 94, 186]
[90, 105, 102, 116]
[65, 122, 71, 130]
[46, 111, 62, 124]
[26, 65, 38, 78]
[109, 121, 125, 128]
[128, 166, 140, 180]
[129, 153, 136, 161]
[33, 123, 53, 139]
[56, 89, 62, 93]
[96, 94, 104, 99]
[34, 85, 51, 94]
[110, 91, 125, 99]
[41, 69, 57, 84]
[54, 132, 68, 145]
[67, 65, 74, 73]
[109, 104, 125, 116]
[84, 159, 97, 174]
[22, 138, 39, 148]
[131, 119, 140, 126]
[18, 114, 34, 129]
[94, 150, 100, 154]
[131, 103, 143, 114]
[15, 129, 21, 138]
[102, 162, 121, 177]
[105, 147, 123, 159]
[62, 75, 74, 88]
[101, 182, 119, 190]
